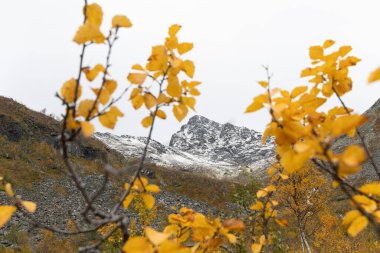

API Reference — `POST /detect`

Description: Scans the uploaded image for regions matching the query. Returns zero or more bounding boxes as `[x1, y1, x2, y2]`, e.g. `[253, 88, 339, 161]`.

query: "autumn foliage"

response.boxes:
[1, 1, 380, 253]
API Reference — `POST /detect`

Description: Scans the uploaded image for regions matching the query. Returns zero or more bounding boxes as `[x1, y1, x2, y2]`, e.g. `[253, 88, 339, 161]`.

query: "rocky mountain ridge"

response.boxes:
[95, 115, 275, 178]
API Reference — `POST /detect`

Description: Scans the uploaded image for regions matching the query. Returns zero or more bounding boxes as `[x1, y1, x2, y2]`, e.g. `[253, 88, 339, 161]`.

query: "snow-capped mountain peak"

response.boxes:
[95, 115, 274, 178]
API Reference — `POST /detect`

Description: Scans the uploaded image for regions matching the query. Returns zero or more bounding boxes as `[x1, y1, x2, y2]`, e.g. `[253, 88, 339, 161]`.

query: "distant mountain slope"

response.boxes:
[333, 98, 380, 180]
[95, 116, 274, 178]
[170, 115, 274, 165]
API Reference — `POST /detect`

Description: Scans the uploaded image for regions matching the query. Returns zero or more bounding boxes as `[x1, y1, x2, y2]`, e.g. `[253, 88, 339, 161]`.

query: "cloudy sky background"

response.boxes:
[1, 0, 380, 143]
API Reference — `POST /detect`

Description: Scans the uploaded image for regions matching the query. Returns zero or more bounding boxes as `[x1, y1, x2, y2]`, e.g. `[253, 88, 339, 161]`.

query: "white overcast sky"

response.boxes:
[1, 0, 379, 144]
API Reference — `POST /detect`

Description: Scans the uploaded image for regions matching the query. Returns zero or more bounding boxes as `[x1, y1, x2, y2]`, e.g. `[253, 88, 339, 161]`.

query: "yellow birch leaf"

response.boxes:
[167, 81, 182, 98]
[73, 22, 105, 44]
[83, 64, 105, 82]
[86, 3, 103, 27]
[92, 88, 110, 105]
[338, 46, 352, 57]
[189, 88, 200, 96]
[81, 121, 95, 137]
[21, 201, 37, 213]
[169, 24, 181, 37]
[145, 227, 170, 245]
[145, 184, 160, 193]
[368, 67, 380, 83]
[142, 116, 153, 128]
[78, 99, 97, 118]
[359, 182, 380, 195]
[342, 210, 361, 226]
[290, 86, 308, 99]
[180, 60, 195, 78]
[222, 219, 245, 232]
[5, 183, 14, 198]
[309, 46, 324, 60]
[0, 206, 16, 228]
[348, 216, 368, 237]
[323, 39, 335, 48]
[256, 190, 267, 198]
[144, 94, 157, 109]
[132, 95, 144, 110]
[157, 93, 171, 104]
[250, 201, 264, 211]
[177, 42, 193, 55]
[99, 106, 123, 129]
[112, 15, 132, 28]
[156, 110, 167, 120]
[173, 104, 188, 122]
[158, 240, 190, 253]
[182, 97, 196, 110]
[61, 78, 81, 103]
[251, 243, 262, 253]
[142, 193, 155, 209]
[186, 81, 201, 89]
[258, 81, 268, 88]
[122, 237, 153, 253]
[245, 101, 264, 113]
[225, 233, 237, 244]
[123, 194, 134, 209]
[104, 80, 117, 94]
[130, 87, 142, 99]
[132, 64, 145, 71]
[127, 73, 148, 85]
[275, 218, 289, 227]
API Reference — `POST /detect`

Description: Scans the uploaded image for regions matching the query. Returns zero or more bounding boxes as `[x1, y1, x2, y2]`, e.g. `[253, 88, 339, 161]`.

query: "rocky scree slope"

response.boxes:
[95, 116, 275, 178]
[0, 97, 237, 249]
[333, 98, 380, 180]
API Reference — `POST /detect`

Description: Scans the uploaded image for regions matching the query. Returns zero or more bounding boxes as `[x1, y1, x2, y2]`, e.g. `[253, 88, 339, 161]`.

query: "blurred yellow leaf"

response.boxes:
[290, 86, 308, 99]
[368, 67, 380, 83]
[142, 116, 153, 128]
[177, 42, 193, 55]
[21, 201, 37, 213]
[81, 121, 95, 137]
[251, 243, 262, 253]
[104, 80, 117, 94]
[156, 110, 167, 120]
[323, 39, 335, 48]
[359, 182, 380, 195]
[258, 81, 268, 88]
[5, 183, 14, 198]
[275, 218, 288, 227]
[145, 227, 170, 245]
[342, 210, 361, 226]
[92, 88, 110, 105]
[348, 216, 368, 237]
[309, 46, 324, 60]
[112, 15, 132, 28]
[169, 24, 181, 37]
[78, 99, 97, 118]
[256, 190, 267, 198]
[128, 73, 148, 85]
[99, 106, 123, 129]
[182, 97, 196, 111]
[167, 79, 182, 98]
[0, 206, 16, 228]
[173, 104, 188, 122]
[122, 237, 153, 253]
[61, 78, 81, 103]
[86, 3, 103, 26]
[142, 193, 155, 209]
[132, 95, 144, 110]
[180, 60, 195, 78]
[144, 94, 157, 109]
[223, 218, 245, 232]
[73, 22, 105, 44]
